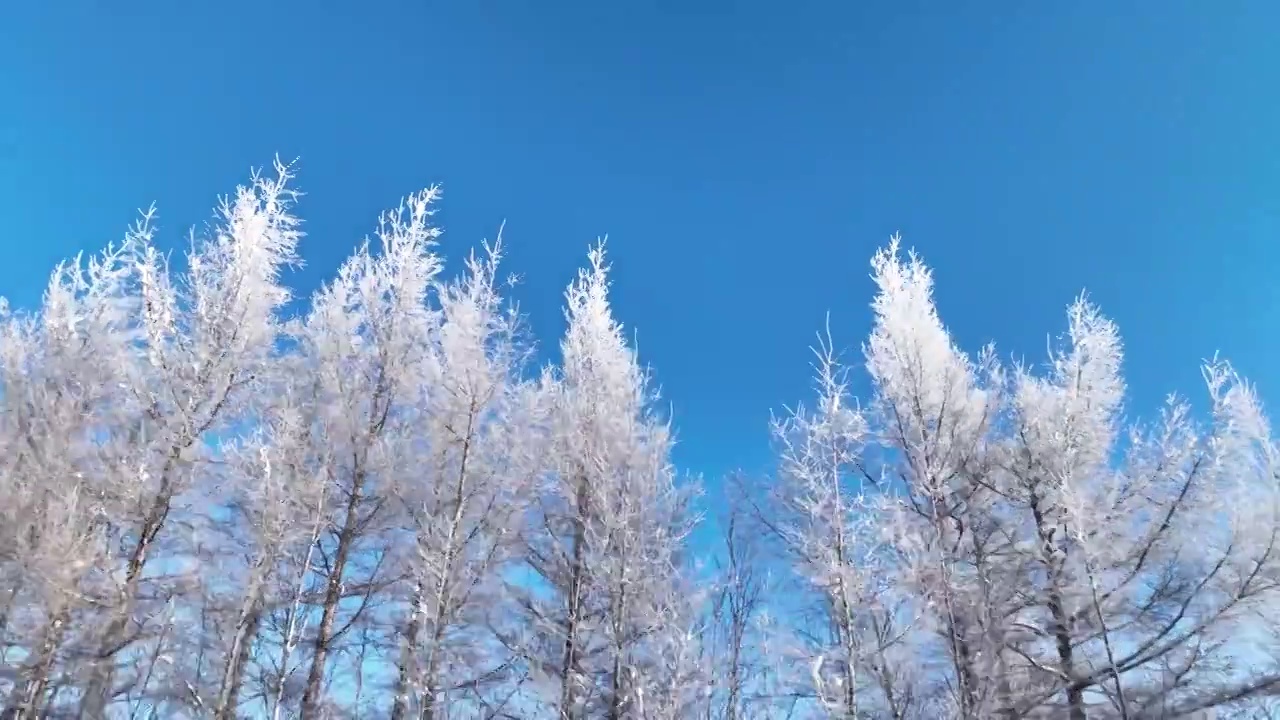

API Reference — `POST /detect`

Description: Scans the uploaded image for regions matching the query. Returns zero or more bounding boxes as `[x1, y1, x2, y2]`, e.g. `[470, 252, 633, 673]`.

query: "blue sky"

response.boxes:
[3, 0, 1278, 486]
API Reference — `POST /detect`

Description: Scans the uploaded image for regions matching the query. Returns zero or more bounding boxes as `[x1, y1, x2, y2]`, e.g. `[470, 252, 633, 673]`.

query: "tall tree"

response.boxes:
[6, 160, 1280, 720]
[0, 160, 303, 719]
[706, 474, 774, 720]
[0, 237, 142, 718]
[768, 323, 914, 719]
[513, 243, 700, 720]
[293, 186, 445, 718]
[208, 373, 329, 720]
[389, 239, 545, 720]
[782, 236, 1280, 719]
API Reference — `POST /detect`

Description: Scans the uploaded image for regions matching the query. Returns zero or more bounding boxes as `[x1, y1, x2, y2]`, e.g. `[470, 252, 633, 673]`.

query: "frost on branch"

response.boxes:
[2, 164, 1279, 720]
[763, 236, 1280, 719]
[508, 241, 703, 720]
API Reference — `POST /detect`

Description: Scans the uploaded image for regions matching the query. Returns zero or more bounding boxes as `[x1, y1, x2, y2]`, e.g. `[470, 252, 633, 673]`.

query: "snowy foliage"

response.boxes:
[1, 168, 1278, 720]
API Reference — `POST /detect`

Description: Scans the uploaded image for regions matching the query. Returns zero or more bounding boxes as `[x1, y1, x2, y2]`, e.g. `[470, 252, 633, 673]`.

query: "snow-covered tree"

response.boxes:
[0, 161, 303, 719]
[704, 474, 777, 720]
[769, 236, 1280, 719]
[0, 238, 142, 718]
[289, 186, 446, 718]
[766, 321, 918, 719]
[208, 371, 329, 720]
[388, 238, 546, 720]
[512, 243, 702, 720]
[4, 160, 1279, 720]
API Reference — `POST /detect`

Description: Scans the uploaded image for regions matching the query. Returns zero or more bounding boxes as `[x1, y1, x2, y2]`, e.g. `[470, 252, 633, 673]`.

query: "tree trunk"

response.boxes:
[1030, 492, 1085, 720]
[8, 610, 68, 720]
[214, 571, 265, 720]
[78, 479, 173, 720]
[298, 468, 365, 718]
[271, 517, 323, 720]
[391, 581, 425, 720]
[608, 592, 626, 720]
[417, 605, 451, 720]
[558, 477, 590, 720]
[399, 426, 475, 720]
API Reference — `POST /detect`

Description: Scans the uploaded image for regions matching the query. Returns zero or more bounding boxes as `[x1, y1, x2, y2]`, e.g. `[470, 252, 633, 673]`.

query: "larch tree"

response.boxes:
[991, 296, 1280, 717]
[0, 238, 142, 718]
[290, 186, 446, 718]
[207, 368, 329, 720]
[81, 161, 303, 719]
[5, 158, 1280, 720]
[859, 237, 1007, 719]
[782, 236, 1280, 719]
[704, 474, 776, 720]
[0, 161, 303, 720]
[388, 238, 546, 720]
[512, 243, 701, 720]
[767, 324, 918, 720]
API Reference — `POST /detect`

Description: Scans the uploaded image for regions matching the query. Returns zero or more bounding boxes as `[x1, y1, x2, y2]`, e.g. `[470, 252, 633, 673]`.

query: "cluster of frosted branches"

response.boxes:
[759, 238, 1280, 719]
[1, 164, 1278, 720]
[0, 163, 698, 720]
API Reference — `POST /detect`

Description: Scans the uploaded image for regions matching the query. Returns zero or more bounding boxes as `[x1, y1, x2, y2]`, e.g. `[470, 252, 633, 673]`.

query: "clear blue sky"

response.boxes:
[3, 1, 1278, 484]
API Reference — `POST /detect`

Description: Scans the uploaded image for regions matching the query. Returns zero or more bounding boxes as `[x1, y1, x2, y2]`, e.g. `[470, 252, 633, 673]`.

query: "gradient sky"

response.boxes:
[3, 1, 1278, 488]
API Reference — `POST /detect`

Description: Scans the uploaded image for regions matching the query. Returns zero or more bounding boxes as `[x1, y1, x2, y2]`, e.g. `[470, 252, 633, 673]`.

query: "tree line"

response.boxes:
[2, 162, 1278, 719]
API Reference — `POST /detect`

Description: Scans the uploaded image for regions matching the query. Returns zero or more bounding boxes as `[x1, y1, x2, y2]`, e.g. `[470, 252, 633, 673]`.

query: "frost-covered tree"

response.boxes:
[0, 161, 302, 719]
[288, 186, 447, 718]
[511, 244, 702, 720]
[769, 236, 1280, 719]
[858, 238, 1008, 719]
[704, 474, 776, 720]
[85, 162, 303, 719]
[388, 239, 546, 720]
[0, 238, 142, 718]
[5, 159, 1280, 720]
[207, 372, 329, 720]
[766, 322, 918, 720]
[993, 295, 1280, 718]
